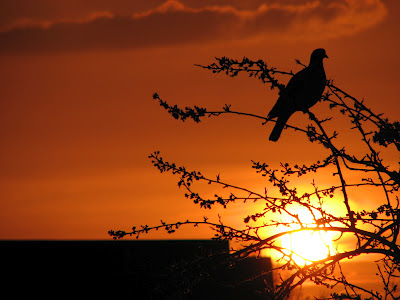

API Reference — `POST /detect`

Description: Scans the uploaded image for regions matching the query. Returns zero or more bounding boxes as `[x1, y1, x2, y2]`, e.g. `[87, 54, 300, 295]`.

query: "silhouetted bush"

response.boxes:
[110, 55, 400, 300]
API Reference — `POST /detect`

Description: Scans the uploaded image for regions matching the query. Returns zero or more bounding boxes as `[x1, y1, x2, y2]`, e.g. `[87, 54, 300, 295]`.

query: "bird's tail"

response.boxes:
[269, 115, 290, 142]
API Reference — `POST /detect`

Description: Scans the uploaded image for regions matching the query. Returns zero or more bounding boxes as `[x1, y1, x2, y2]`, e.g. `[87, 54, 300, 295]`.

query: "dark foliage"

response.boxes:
[110, 56, 400, 300]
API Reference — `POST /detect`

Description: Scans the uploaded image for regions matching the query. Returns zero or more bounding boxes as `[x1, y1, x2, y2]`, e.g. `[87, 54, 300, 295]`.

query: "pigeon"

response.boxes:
[268, 48, 328, 141]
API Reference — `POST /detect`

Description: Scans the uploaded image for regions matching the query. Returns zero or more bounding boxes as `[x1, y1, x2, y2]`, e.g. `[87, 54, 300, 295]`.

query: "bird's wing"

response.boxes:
[268, 67, 309, 119]
[294, 64, 326, 110]
[284, 67, 309, 97]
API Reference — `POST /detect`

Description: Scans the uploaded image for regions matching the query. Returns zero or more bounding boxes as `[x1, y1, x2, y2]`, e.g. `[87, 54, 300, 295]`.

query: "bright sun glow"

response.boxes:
[281, 229, 337, 265]
[271, 202, 340, 266]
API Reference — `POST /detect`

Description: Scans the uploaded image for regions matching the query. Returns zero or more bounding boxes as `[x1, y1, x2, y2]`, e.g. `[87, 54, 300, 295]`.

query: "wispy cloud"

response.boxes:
[0, 0, 387, 54]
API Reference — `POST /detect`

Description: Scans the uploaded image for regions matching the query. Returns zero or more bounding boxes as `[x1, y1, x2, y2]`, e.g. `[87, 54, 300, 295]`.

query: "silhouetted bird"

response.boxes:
[268, 48, 328, 141]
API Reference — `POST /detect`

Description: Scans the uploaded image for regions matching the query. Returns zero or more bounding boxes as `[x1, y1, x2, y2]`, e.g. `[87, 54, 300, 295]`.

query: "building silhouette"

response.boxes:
[1, 240, 273, 299]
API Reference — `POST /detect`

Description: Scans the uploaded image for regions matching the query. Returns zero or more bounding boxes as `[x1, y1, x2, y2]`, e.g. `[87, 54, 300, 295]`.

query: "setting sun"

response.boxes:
[281, 229, 337, 265]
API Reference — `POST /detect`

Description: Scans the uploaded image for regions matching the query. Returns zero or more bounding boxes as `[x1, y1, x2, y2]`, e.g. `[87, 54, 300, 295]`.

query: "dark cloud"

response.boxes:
[0, 0, 387, 54]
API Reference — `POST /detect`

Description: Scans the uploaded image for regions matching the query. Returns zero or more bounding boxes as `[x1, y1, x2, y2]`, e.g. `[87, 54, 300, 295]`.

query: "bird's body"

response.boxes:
[268, 48, 328, 141]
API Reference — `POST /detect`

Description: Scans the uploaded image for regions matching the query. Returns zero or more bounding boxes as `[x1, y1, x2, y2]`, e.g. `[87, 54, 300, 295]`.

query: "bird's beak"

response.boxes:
[324, 54, 329, 59]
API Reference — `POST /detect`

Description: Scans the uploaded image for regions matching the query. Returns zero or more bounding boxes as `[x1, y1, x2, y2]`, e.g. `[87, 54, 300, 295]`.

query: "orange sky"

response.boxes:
[0, 0, 399, 248]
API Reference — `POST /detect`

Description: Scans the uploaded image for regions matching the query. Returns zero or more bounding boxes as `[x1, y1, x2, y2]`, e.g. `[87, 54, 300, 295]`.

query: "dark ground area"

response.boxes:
[0, 240, 273, 299]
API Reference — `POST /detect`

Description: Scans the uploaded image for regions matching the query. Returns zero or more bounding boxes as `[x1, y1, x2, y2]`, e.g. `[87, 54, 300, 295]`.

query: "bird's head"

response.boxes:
[310, 48, 328, 64]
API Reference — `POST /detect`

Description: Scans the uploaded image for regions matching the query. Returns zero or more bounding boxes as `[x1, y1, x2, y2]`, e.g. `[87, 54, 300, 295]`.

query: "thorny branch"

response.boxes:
[110, 56, 400, 300]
